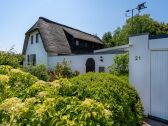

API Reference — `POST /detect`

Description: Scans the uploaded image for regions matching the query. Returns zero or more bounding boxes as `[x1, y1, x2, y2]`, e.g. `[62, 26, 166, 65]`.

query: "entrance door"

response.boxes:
[86, 58, 95, 72]
[151, 51, 168, 120]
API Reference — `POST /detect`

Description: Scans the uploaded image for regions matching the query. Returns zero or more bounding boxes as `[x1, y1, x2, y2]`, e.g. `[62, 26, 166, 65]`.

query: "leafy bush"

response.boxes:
[69, 73, 143, 126]
[0, 66, 143, 125]
[0, 66, 38, 100]
[109, 53, 129, 75]
[55, 59, 80, 79]
[23, 64, 50, 81]
[0, 51, 24, 68]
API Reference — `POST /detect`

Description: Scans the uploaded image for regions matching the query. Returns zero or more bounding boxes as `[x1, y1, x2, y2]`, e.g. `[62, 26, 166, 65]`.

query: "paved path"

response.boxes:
[143, 119, 168, 126]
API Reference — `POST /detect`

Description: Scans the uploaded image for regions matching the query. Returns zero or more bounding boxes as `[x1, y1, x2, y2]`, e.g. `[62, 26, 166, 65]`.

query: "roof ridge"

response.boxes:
[39, 17, 99, 39]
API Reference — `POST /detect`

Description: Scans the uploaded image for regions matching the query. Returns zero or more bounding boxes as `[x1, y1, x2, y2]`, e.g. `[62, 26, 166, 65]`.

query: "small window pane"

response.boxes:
[99, 67, 105, 72]
[31, 36, 34, 44]
[27, 55, 29, 65]
[36, 34, 39, 43]
[85, 42, 87, 47]
[29, 54, 36, 65]
[76, 40, 79, 46]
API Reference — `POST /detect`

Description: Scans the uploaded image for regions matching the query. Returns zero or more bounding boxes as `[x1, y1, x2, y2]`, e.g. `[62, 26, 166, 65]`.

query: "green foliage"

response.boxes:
[102, 14, 168, 47]
[69, 73, 143, 126]
[102, 32, 115, 47]
[109, 53, 129, 75]
[23, 64, 50, 81]
[0, 66, 143, 125]
[0, 67, 38, 101]
[0, 51, 24, 68]
[55, 59, 80, 79]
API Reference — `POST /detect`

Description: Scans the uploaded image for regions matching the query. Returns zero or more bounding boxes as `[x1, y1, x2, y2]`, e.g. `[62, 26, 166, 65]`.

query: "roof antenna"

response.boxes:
[125, 2, 147, 33]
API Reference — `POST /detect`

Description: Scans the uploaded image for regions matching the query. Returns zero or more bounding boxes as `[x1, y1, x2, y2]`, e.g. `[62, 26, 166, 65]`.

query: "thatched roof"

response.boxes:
[22, 17, 103, 55]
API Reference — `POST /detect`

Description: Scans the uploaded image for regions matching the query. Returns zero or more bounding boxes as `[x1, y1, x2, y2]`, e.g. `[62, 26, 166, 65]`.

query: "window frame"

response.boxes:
[28, 54, 36, 65]
[27, 55, 30, 65]
[36, 33, 39, 43]
[31, 35, 34, 44]
[76, 40, 79, 46]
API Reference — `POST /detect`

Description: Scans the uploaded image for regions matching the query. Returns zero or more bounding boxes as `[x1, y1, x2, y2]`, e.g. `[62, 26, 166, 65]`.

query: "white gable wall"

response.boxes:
[25, 31, 48, 65]
[48, 54, 115, 74]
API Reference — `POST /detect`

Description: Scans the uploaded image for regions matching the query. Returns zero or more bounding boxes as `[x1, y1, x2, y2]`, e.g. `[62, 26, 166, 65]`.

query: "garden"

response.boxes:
[0, 51, 143, 126]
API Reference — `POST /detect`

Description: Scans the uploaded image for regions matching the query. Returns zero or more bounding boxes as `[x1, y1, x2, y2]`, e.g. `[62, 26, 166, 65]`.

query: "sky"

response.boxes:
[0, 0, 168, 53]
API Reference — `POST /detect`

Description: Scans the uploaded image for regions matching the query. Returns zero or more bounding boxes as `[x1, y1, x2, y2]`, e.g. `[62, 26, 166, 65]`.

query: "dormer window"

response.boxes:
[76, 40, 79, 46]
[31, 36, 34, 44]
[36, 33, 39, 43]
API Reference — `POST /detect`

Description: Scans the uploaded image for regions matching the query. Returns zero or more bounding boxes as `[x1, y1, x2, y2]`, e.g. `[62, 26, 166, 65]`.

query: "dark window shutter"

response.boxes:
[27, 55, 29, 65]
[33, 54, 36, 65]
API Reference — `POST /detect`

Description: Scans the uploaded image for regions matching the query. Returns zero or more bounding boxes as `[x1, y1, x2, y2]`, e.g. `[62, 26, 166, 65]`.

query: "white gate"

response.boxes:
[151, 51, 168, 120]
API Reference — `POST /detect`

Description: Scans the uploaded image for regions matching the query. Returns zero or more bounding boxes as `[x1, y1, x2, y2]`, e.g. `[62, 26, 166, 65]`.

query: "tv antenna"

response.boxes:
[125, 2, 147, 31]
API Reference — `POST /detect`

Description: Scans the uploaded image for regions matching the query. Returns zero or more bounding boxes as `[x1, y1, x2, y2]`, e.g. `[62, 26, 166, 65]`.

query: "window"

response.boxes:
[76, 40, 79, 46]
[27, 54, 36, 65]
[36, 33, 39, 43]
[31, 36, 34, 44]
[85, 42, 87, 47]
[27, 55, 30, 65]
[92, 44, 94, 48]
[99, 67, 105, 72]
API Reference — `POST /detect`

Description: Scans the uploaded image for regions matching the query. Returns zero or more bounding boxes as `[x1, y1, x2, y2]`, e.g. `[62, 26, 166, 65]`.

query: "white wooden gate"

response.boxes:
[151, 51, 168, 120]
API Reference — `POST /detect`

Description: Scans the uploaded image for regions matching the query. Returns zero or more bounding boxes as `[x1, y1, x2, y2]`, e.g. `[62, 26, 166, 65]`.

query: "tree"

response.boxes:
[102, 14, 168, 47]
[102, 32, 113, 47]
[108, 53, 128, 75]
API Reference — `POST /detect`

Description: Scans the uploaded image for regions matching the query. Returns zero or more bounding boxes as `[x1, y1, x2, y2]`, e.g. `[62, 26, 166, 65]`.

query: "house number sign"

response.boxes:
[135, 56, 141, 61]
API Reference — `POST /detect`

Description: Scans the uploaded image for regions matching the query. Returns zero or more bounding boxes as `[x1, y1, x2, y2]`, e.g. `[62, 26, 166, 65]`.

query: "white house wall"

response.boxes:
[48, 54, 115, 74]
[129, 34, 151, 115]
[25, 30, 48, 65]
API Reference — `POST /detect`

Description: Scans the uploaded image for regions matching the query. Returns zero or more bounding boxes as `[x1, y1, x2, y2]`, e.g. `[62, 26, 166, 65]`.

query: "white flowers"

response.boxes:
[0, 75, 9, 84]
[81, 98, 95, 107]
[0, 97, 28, 118]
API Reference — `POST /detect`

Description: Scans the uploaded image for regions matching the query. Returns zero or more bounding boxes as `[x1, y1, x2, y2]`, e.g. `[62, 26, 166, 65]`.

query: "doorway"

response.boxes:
[86, 58, 95, 72]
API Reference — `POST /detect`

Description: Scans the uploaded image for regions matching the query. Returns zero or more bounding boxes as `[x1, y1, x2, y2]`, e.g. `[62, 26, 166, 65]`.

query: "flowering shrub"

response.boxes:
[0, 66, 143, 125]
[69, 73, 143, 125]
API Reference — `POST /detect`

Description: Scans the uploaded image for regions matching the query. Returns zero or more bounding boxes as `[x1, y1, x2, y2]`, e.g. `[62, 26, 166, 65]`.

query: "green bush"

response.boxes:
[0, 67, 38, 100]
[55, 59, 80, 79]
[69, 73, 143, 126]
[0, 66, 143, 125]
[23, 64, 50, 81]
[109, 53, 128, 75]
[0, 51, 24, 68]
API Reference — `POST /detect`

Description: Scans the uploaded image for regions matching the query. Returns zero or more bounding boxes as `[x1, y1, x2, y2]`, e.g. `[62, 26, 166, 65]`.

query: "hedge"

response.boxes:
[0, 66, 143, 126]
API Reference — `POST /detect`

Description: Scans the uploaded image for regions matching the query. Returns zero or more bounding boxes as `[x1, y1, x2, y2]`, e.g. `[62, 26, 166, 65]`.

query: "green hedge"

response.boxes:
[68, 73, 143, 126]
[0, 66, 143, 125]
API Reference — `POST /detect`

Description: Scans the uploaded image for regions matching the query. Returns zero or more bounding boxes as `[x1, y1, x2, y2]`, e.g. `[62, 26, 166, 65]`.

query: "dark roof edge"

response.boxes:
[39, 17, 100, 40]
[149, 34, 168, 40]
[129, 33, 168, 40]
[129, 33, 149, 38]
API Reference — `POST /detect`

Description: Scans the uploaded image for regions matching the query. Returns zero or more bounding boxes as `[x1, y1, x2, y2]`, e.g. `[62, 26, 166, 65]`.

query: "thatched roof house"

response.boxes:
[23, 17, 103, 55]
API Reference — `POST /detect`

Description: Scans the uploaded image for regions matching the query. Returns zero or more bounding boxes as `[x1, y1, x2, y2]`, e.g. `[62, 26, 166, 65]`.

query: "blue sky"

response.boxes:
[0, 0, 168, 53]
